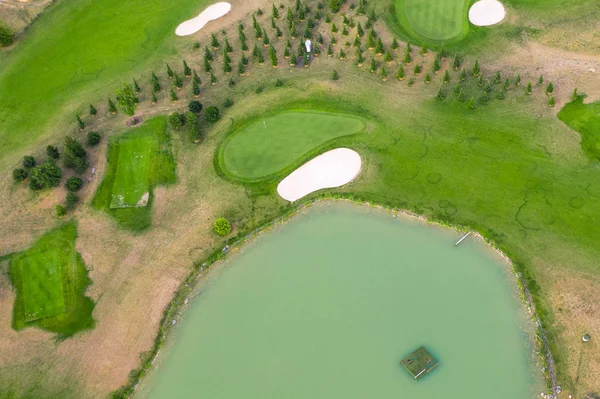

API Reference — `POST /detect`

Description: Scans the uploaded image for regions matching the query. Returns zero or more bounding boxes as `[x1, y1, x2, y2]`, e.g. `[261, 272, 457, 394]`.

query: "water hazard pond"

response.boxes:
[139, 203, 542, 398]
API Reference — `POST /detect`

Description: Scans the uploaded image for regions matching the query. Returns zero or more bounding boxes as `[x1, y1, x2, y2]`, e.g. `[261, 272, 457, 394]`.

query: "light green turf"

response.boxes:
[557, 96, 600, 161]
[92, 117, 176, 231]
[393, 0, 471, 43]
[219, 111, 364, 180]
[110, 134, 155, 208]
[0, 0, 209, 163]
[9, 221, 95, 337]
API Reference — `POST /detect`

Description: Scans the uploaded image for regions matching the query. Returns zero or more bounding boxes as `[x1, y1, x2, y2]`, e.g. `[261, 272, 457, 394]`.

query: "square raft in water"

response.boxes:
[400, 346, 439, 380]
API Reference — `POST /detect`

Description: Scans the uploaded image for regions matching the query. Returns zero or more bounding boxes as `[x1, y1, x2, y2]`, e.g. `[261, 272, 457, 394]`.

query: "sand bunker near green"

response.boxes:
[468, 0, 505, 26]
[176, 2, 232, 36]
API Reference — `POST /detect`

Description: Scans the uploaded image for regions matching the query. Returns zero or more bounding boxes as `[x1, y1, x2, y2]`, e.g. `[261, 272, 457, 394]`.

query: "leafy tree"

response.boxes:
[211, 33, 220, 48]
[188, 100, 203, 114]
[76, 115, 85, 130]
[63, 137, 88, 174]
[89, 104, 97, 117]
[13, 168, 28, 182]
[29, 160, 62, 190]
[467, 97, 476, 109]
[86, 131, 101, 147]
[116, 83, 138, 116]
[205, 106, 220, 122]
[23, 155, 36, 168]
[170, 88, 179, 101]
[108, 98, 117, 114]
[66, 192, 79, 210]
[0, 22, 15, 47]
[47, 145, 60, 159]
[526, 81, 532, 94]
[65, 176, 83, 192]
[133, 79, 141, 92]
[546, 82, 554, 95]
[443, 70, 450, 84]
[168, 112, 185, 130]
[548, 96, 555, 107]
[396, 65, 405, 80]
[472, 59, 480, 76]
[55, 205, 67, 217]
[166, 63, 174, 78]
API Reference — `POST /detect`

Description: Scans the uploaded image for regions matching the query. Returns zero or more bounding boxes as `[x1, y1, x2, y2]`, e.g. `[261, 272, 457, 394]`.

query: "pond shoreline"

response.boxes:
[115, 196, 555, 399]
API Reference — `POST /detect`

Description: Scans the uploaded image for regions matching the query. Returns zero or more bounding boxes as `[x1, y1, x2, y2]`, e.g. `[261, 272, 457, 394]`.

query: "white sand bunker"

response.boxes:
[277, 148, 362, 202]
[176, 2, 232, 36]
[469, 0, 505, 26]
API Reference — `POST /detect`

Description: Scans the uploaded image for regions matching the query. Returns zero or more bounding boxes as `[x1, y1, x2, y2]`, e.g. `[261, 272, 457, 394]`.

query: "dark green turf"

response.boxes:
[557, 96, 600, 161]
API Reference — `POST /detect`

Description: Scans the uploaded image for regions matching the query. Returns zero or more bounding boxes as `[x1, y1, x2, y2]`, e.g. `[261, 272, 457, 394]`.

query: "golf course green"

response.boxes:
[8, 222, 95, 337]
[219, 111, 364, 180]
[92, 117, 176, 230]
[0, 0, 208, 163]
[393, 0, 471, 43]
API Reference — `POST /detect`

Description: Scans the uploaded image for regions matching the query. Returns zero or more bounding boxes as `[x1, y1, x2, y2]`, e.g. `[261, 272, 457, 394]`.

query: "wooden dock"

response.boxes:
[400, 346, 439, 380]
[455, 232, 471, 246]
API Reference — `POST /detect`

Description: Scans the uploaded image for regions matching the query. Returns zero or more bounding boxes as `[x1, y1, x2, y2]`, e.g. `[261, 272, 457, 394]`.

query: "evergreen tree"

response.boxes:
[167, 63, 174, 78]
[458, 90, 466, 102]
[174, 73, 183, 88]
[548, 96, 555, 107]
[253, 44, 260, 58]
[241, 39, 249, 51]
[327, 43, 333, 56]
[47, 145, 60, 159]
[515, 74, 521, 86]
[436, 88, 445, 100]
[297, 41, 306, 58]
[472, 59, 480, 76]
[290, 53, 297, 65]
[453, 55, 461, 70]
[204, 46, 213, 62]
[380, 66, 388, 81]
[396, 65, 405, 80]
[170, 88, 178, 101]
[304, 22, 312, 39]
[342, 26, 349, 36]
[238, 24, 246, 41]
[357, 50, 364, 65]
[425, 73, 431, 84]
[299, 6, 305, 20]
[151, 72, 161, 91]
[353, 36, 361, 47]
[13, 168, 28, 182]
[89, 104, 97, 117]
[211, 33, 220, 48]
[433, 57, 441, 73]
[357, 0, 366, 14]
[272, 3, 280, 18]
[357, 22, 364, 37]
[459, 68, 466, 81]
[497, 90, 505, 100]
[391, 38, 399, 50]
[332, 69, 339, 80]
[349, 17, 355, 28]
[263, 29, 270, 45]
[367, 30, 375, 48]
[331, 35, 337, 45]
[467, 97, 476, 109]
[407, 78, 415, 87]
[480, 91, 489, 103]
[453, 83, 461, 95]
[257, 50, 265, 64]
[538, 75, 543, 85]
[313, 43, 321, 56]
[204, 57, 212, 73]
[108, 98, 117, 114]
[526, 81, 532, 94]
[269, 45, 278, 67]
[223, 56, 232, 73]
[325, 14, 331, 23]
[546, 82, 554, 95]
[238, 62, 246, 75]
[211, 71, 218, 84]
[384, 50, 392, 62]
[318, 34, 324, 44]
[403, 47, 412, 64]
[276, 26, 283, 37]
[484, 82, 492, 93]
[370, 58, 377, 73]
[420, 45, 428, 56]
[332, 23, 338, 33]
[374, 38, 384, 55]
[76, 115, 85, 130]
[369, 8, 377, 22]
[414, 64, 422, 74]
[503, 78, 510, 91]
[339, 48, 346, 59]
[225, 38, 233, 53]
[284, 46, 291, 58]
[23, 155, 36, 168]
[290, 21, 297, 37]
[493, 71, 501, 84]
[443, 70, 450, 84]
[477, 75, 484, 87]
[193, 70, 201, 85]
[287, 8, 294, 23]
[151, 91, 158, 103]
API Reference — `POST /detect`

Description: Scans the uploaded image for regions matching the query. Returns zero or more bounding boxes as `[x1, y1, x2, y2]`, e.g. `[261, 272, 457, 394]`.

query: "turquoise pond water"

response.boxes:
[139, 203, 542, 398]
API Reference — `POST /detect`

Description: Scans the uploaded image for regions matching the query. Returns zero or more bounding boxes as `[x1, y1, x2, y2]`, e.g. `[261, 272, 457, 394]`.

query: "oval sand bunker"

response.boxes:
[469, 0, 505, 26]
[277, 148, 361, 202]
[176, 2, 231, 36]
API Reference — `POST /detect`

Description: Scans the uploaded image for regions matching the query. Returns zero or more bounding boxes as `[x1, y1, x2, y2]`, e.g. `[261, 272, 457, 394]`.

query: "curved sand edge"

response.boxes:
[277, 148, 362, 202]
[176, 2, 232, 36]
[469, 0, 505, 27]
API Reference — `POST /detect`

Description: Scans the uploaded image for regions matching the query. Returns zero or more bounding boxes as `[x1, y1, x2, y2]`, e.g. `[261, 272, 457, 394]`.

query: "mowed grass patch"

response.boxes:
[0, 0, 209, 163]
[218, 111, 365, 181]
[9, 221, 95, 338]
[557, 96, 600, 161]
[92, 117, 176, 231]
[392, 0, 471, 43]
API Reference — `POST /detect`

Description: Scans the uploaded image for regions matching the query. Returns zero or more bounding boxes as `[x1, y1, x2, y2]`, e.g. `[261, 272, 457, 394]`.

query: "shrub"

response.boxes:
[13, 168, 28, 182]
[23, 156, 36, 168]
[188, 100, 203, 113]
[65, 176, 83, 192]
[66, 192, 79, 210]
[29, 160, 62, 190]
[55, 205, 67, 217]
[213, 218, 231, 236]
[168, 112, 185, 130]
[205, 106, 220, 122]
[0, 22, 15, 47]
[187, 112, 202, 143]
[275, 79, 283, 87]
[86, 131, 101, 147]
[224, 98, 234, 108]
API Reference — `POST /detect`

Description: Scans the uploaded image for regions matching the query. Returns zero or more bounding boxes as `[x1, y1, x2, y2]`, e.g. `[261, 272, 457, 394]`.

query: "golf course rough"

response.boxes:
[219, 111, 365, 181]
[9, 222, 95, 337]
[92, 117, 176, 230]
[393, 0, 471, 43]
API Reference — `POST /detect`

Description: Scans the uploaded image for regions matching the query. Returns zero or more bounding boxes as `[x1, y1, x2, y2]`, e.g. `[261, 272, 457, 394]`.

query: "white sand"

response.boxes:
[469, 0, 505, 26]
[175, 2, 232, 36]
[277, 148, 362, 202]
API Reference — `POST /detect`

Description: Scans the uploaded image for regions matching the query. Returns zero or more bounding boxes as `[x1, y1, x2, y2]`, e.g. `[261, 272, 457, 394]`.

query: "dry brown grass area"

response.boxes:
[0, 0, 53, 36]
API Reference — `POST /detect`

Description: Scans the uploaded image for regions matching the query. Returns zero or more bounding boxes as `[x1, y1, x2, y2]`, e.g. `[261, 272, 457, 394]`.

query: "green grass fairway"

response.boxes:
[110, 134, 155, 209]
[219, 111, 364, 180]
[93, 117, 176, 230]
[9, 222, 95, 337]
[392, 0, 471, 43]
[15, 249, 65, 322]
[0, 0, 209, 164]
[557, 96, 600, 161]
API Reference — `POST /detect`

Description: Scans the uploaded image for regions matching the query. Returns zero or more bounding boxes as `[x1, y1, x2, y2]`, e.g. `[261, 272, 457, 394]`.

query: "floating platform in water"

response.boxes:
[400, 346, 439, 380]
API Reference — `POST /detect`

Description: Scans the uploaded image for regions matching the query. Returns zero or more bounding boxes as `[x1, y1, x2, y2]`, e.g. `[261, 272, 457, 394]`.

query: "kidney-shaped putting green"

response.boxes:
[220, 111, 364, 180]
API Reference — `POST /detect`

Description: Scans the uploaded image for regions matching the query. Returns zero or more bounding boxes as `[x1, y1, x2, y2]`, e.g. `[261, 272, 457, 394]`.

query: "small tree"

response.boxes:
[480, 91, 490, 103]
[47, 145, 60, 159]
[515, 74, 521, 86]
[357, 22, 364, 37]
[548, 96, 555, 107]
[86, 131, 101, 147]
[269, 45, 278, 67]
[396, 65, 405, 80]
[327, 44, 333, 56]
[192, 79, 201, 96]
[367, 30, 375, 49]
[403, 48, 412, 64]
[170, 88, 178, 101]
[331, 23, 338, 33]
[133, 79, 141, 92]
[537, 75, 543, 85]
[204, 46, 213, 61]
[89, 104, 97, 117]
[205, 106, 220, 122]
[424, 73, 431, 84]
[225, 38, 233, 53]
[263, 29, 270, 46]
[546, 82, 554, 95]
[108, 98, 117, 114]
[374, 38, 384, 55]
[166, 63, 174, 78]
[211, 33, 220, 49]
[339, 48, 346, 60]
[414, 64, 422, 74]
[174, 73, 183, 88]
[503, 78, 511, 91]
[55, 205, 67, 217]
[332, 69, 339, 80]
[168, 112, 185, 130]
[459, 69, 466, 81]
[188, 101, 202, 115]
[477, 75, 484, 87]
[420, 45, 428, 56]
[467, 97, 476, 109]
[433, 57, 441, 73]
[369, 58, 377, 73]
[443, 70, 450, 84]
[453, 56, 461, 70]
[13, 168, 28, 182]
[238, 62, 247, 75]
[76, 115, 85, 130]
[526, 81, 532, 94]
[407, 78, 415, 87]
[214, 217, 232, 236]
[472, 59, 480, 76]
[29, 160, 62, 190]
[66, 192, 79, 210]
[65, 176, 83, 192]
[116, 83, 138, 116]
[497, 90, 506, 100]
[23, 156, 36, 168]
[183, 60, 192, 76]
[391, 38, 399, 50]
[436, 88, 445, 100]
[356, 50, 364, 66]
[272, 3, 280, 18]
[0, 22, 15, 47]
[493, 71, 501, 84]
[380, 66, 388, 81]
[151, 91, 158, 103]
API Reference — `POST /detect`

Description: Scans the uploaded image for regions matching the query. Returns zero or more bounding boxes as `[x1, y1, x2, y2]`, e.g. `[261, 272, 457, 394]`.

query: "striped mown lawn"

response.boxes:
[395, 0, 471, 43]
